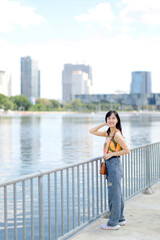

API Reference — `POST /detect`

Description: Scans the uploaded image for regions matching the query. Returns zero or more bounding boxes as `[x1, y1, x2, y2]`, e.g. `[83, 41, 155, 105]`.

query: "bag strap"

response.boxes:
[106, 130, 118, 153]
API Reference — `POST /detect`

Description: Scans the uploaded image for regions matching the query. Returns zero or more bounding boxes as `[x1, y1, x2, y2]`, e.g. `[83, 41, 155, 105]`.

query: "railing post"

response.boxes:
[146, 146, 151, 187]
[4, 186, 8, 240]
[144, 146, 153, 195]
[54, 172, 58, 240]
[38, 175, 44, 240]
[30, 179, 34, 240]
[22, 181, 26, 240]
[13, 184, 17, 240]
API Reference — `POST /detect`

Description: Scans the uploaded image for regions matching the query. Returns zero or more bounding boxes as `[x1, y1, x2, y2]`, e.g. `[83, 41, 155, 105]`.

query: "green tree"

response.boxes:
[72, 99, 83, 111]
[50, 99, 61, 110]
[30, 103, 46, 111]
[84, 103, 97, 111]
[30, 98, 62, 111]
[10, 95, 32, 110]
[0, 94, 15, 110]
[33, 98, 53, 111]
[64, 102, 72, 111]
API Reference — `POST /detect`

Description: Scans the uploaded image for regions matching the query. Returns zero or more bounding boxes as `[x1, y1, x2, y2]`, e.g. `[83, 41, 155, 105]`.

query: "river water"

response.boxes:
[0, 111, 160, 182]
[0, 111, 160, 239]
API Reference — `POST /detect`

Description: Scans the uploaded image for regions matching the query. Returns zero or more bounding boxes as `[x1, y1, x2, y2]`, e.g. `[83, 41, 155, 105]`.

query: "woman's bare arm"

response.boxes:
[89, 122, 108, 137]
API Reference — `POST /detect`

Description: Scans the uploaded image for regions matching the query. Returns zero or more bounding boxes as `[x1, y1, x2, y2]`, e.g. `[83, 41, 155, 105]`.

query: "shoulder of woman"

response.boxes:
[114, 131, 123, 140]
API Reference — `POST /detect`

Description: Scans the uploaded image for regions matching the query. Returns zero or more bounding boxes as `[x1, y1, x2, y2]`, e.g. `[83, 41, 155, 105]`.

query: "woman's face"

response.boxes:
[106, 113, 118, 127]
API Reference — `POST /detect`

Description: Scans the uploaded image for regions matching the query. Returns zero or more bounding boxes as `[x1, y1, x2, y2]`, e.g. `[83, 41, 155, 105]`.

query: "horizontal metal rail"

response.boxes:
[0, 142, 160, 240]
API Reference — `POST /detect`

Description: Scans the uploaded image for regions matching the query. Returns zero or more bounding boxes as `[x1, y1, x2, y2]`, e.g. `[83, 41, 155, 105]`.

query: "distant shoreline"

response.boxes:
[0, 110, 76, 115]
[0, 110, 160, 116]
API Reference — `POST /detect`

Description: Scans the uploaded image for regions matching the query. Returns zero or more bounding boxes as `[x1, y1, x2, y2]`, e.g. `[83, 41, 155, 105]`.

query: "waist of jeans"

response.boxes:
[108, 156, 120, 160]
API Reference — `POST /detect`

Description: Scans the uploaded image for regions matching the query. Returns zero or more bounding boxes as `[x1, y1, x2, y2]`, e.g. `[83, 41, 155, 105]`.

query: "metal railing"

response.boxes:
[0, 142, 160, 240]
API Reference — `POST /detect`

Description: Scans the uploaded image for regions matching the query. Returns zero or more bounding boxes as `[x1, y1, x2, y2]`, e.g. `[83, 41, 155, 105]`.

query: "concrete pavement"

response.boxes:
[69, 181, 160, 240]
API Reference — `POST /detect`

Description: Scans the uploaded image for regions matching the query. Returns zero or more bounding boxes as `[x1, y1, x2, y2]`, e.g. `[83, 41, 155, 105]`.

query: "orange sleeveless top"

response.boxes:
[103, 130, 122, 155]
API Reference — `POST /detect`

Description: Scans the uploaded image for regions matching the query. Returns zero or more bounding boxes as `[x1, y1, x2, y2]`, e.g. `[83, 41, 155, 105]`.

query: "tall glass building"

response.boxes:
[62, 64, 92, 102]
[130, 71, 152, 94]
[21, 56, 40, 102]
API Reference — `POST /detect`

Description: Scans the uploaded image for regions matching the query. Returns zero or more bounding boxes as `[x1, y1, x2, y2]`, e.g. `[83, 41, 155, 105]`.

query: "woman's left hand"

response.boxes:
[104, 153, 113, 160]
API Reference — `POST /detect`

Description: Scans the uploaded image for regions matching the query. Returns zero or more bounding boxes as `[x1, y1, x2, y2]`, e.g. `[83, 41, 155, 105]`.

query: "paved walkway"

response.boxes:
[70, 182, 160, 240]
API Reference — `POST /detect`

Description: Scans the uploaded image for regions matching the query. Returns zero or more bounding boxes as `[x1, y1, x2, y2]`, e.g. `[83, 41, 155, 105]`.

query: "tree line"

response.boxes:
[0, 94, 124, 112]
[1, 93, 156, 112]
[0, 94, 61, 111]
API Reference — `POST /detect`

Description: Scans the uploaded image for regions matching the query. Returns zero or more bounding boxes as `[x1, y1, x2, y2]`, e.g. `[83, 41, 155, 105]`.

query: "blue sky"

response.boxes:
[0, 0, 160, 99]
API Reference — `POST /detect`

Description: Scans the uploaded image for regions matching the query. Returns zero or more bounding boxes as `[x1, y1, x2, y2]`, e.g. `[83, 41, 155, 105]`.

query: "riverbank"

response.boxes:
[0, 110, 76, 115]
[69, 181, 160, 240]
[0, 109, 160, 116]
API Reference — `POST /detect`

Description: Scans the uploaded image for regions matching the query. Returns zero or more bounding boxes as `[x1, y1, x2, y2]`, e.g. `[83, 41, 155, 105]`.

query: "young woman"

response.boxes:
[89, 110, 130, 230]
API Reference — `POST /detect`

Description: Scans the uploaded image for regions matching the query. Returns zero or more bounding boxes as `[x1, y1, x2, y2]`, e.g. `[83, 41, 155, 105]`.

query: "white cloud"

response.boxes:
[120, 0, 160, 25]
[0, 0, 45, 32]
[75, 3, 114, 29]
[121, 25, 131, 33]
[85, 24, 91, 29]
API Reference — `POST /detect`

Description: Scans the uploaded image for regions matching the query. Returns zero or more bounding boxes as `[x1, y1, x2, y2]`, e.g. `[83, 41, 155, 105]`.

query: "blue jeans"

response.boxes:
[105, 157, 125, 226]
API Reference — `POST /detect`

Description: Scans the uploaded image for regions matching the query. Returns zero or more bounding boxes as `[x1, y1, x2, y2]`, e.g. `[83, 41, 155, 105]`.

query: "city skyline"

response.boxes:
[0, 0, 160, 100]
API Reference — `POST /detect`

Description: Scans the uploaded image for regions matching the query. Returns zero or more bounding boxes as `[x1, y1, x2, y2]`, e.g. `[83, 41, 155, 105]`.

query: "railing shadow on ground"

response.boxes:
[0, 142, 160, 240]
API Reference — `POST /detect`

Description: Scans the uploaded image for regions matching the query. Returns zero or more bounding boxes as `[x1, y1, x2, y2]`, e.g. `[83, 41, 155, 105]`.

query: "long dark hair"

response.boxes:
[105, 110, 122, 136]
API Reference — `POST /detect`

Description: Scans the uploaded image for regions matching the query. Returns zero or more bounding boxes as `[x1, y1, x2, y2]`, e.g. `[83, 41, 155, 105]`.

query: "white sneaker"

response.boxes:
[119, 220, 126, 226]
[100, 223, 120, 230]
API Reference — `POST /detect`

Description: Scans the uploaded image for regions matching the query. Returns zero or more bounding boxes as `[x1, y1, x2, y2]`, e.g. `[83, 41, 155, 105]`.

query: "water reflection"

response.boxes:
[119, 113, 160, 148]
[0, 117, 21, 180]
[61, 115, 94, 164]
[128, 115, 151, 147]
[0, 117, 13, 163]
[38, 114, 62, 169]
[20, 116, 41, 175]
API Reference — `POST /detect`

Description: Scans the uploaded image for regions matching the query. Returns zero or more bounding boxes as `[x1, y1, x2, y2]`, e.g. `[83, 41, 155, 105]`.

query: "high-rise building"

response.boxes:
[21, 56, 40, 102]
[72, 71, 92, 100]
[62, 64, 92, 102]
[0, 70, 11, 97]
[130, 71, 152, 94]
